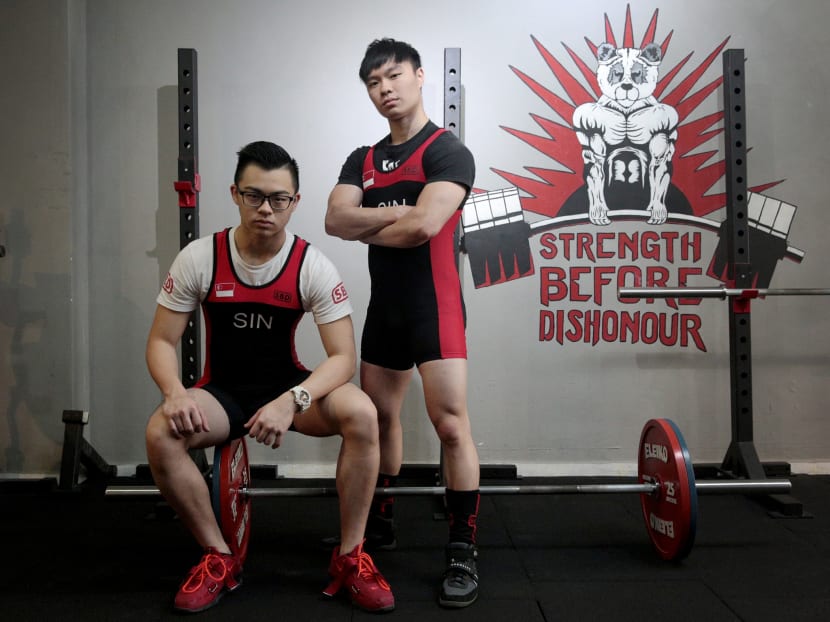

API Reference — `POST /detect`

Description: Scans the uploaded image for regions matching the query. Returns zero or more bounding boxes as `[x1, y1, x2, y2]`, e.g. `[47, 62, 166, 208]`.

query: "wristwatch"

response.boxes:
[290, 385, 311, 413]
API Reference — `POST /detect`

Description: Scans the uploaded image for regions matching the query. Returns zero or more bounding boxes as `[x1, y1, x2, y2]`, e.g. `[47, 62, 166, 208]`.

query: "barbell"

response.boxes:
[619, 286, 830, 300]
[105, 418, 791, 565]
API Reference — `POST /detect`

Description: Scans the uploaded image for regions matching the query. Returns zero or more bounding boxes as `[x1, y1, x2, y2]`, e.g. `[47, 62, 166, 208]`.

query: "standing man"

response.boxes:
[145, 141, 394, 613]
[325, 38, 480, 608]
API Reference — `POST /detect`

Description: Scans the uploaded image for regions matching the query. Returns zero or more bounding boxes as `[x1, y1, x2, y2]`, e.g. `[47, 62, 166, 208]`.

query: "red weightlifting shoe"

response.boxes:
[173, 547, 242, 613]
[323, 540, 395, 612]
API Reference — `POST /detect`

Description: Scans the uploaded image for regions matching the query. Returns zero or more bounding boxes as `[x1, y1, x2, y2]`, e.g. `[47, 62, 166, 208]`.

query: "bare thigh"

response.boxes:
[419, 358, 469, 423]
[154, 388, 232, 450]
[360, 361, 413, 417]
[291, 383, 377, 439]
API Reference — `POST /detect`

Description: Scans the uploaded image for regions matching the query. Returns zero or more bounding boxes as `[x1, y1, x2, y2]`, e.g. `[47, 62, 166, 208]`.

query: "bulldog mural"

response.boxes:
[459, 4, 806, 352]
[573, 42, 678, 225]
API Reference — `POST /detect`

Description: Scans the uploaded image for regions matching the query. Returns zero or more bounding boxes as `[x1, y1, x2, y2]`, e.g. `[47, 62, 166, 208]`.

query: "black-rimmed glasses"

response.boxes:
[239, 190, 295, 211]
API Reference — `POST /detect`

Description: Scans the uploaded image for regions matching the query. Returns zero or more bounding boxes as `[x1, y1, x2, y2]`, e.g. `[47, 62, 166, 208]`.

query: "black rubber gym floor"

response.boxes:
[2, 473, 829, 621]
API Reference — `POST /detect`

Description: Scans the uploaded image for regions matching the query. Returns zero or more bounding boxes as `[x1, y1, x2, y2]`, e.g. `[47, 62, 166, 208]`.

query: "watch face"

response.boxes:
[293, 386, 310, 411]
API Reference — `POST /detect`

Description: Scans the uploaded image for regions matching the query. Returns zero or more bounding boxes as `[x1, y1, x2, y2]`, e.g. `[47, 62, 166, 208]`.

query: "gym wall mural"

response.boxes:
[461, 4, 805, 352]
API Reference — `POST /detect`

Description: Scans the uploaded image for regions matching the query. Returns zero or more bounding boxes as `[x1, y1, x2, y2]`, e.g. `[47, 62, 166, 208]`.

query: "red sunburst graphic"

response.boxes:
[493, 4, 782, 220]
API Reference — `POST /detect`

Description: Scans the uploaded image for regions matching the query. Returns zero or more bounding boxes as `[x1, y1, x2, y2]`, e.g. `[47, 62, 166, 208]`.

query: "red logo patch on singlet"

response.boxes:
[332, 282, 349, 303]
[273, 290, 293, 304]
[163, 272, 174, 294]
[363, 169, 375, 189]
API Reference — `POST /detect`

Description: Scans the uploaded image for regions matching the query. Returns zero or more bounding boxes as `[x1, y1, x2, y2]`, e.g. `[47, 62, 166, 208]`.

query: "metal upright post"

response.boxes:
[719, 49, 763, 479]
[444, 48, 462, 140]
[718, 50, 803, 516]
[174, 49, 201, 388]
[174, 49, 208, 474]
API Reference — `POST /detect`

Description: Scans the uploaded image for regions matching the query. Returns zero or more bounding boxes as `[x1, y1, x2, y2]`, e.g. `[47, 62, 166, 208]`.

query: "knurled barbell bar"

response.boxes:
[105, 480, 790, 497]
[105, 419, 792, 564]
[619, 286, 830, 299]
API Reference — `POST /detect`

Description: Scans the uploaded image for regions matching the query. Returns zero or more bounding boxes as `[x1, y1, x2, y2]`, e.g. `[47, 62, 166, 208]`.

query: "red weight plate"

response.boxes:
[212, 438, 251, 564]
[638, 418, 698, 560]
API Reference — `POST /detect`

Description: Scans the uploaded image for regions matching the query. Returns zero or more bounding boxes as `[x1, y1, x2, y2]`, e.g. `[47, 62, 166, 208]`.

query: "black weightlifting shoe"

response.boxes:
[439, 542, 479, 608]
[365, 514, 397, 551]
[321, 514, 397, 552]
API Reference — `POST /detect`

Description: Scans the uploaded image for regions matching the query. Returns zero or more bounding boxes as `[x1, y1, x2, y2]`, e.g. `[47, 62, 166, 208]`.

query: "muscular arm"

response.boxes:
[325, 184, 408, 241]
[146, 304, 209, 435]
[302, 315, 359, 400]
[146, 304, 190, 399]
[360, 180, 466, 248]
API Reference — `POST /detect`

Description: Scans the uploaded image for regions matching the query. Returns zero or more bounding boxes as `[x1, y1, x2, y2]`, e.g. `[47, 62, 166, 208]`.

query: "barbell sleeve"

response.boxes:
[619, 286, 830, 299]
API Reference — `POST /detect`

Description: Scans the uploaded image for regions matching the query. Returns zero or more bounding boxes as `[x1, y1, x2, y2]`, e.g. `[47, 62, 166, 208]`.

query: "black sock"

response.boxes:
[371, 473, 397, 519]
[446, 488, 480, 545]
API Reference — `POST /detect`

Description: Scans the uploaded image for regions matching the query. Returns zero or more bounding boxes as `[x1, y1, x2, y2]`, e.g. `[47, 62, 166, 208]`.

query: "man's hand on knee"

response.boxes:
[245, 393, 296, 448]
[163, 394, 209, 438]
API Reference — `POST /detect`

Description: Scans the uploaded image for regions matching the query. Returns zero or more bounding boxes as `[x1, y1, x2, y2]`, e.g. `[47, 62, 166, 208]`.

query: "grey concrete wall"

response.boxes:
[0, 0, 77, 475]
[1, 0, 828, 477]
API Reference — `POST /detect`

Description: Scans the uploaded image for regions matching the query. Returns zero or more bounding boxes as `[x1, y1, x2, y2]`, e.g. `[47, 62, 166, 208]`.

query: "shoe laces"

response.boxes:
[446, 558, 478, 584]
[181, 551, 230, 594]
[355, 549, 391, 591]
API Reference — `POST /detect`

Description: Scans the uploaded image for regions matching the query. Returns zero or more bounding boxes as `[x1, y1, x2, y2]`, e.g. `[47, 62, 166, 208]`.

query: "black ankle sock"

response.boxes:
[446, 489, 481, 545]
[371, 473, 397, 519]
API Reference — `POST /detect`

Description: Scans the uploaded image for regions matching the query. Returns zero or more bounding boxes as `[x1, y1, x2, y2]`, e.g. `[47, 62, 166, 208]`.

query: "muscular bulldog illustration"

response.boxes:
[573, 42, 678, 225]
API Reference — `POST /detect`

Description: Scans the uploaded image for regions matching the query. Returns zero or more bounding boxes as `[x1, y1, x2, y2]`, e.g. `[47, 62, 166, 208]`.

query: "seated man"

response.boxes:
[144, 141, 394, 613]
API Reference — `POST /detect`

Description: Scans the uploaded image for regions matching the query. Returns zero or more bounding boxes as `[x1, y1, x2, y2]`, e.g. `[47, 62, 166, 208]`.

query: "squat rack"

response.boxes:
[622, 51, 808, 517]
[60, 49, 811, 519]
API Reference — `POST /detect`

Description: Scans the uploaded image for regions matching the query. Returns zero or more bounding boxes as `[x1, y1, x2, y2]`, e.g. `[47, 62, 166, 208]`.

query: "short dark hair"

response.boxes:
[359, 38, 422, 83]
[234, 141, 299, 192]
